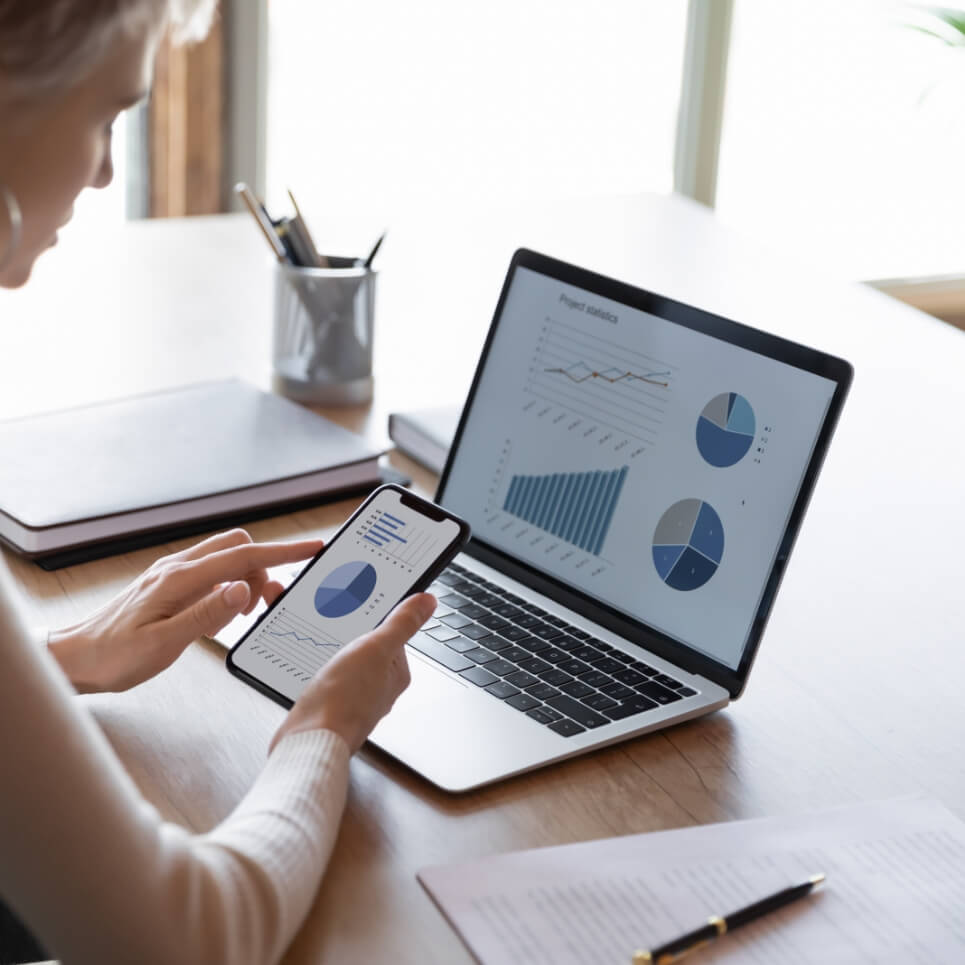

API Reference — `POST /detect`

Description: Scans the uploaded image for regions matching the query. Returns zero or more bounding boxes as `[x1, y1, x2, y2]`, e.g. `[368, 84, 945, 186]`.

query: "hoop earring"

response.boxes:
[0, 183, 23, 274]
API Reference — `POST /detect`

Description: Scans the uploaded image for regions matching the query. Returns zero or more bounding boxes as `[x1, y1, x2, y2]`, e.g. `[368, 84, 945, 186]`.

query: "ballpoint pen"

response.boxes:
[631, 873, 826, 964]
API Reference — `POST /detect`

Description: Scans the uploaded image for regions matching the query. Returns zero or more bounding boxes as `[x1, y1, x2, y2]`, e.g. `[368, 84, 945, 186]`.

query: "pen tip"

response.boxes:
[810, 873, 826, 887]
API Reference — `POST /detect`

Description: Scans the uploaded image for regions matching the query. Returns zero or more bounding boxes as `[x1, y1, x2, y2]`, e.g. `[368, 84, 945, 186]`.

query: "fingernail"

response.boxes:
[224, 582, 248, 608]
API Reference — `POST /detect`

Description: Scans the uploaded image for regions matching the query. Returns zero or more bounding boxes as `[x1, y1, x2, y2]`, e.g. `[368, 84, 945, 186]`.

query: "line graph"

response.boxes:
[525, 317, 676, 444]
[543, 362, 671, 388]
[245, 607, 343, 682]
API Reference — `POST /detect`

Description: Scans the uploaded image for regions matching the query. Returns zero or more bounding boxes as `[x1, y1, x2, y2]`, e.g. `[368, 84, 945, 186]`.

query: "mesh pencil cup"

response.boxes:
[271, 257, 376, 405]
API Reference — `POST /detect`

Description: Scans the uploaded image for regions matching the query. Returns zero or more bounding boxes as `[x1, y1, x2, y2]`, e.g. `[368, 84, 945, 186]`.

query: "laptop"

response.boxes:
[218, 249, 852, 793]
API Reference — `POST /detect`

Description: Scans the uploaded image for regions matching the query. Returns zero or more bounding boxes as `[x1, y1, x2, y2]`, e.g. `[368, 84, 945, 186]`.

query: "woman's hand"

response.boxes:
[47, 529, 324, 694]
[270, 592, 435, 755]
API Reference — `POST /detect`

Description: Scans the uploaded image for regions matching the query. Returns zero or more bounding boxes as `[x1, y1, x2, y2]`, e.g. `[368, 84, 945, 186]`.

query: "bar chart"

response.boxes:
[502, 465, 628, 556]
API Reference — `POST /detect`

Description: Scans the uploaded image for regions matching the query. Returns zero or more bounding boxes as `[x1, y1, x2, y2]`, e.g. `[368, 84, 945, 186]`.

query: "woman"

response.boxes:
[0, 2, 433, 962]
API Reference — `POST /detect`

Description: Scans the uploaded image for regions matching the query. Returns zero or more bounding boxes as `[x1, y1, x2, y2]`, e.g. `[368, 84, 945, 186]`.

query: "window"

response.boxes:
[265, 1, 687, 227]
[716, 0, 965, 282]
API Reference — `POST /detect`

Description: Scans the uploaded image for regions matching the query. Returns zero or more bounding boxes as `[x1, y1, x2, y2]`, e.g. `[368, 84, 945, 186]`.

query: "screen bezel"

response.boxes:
[226, 484, 471, 708]
[434, 248, 853, 699]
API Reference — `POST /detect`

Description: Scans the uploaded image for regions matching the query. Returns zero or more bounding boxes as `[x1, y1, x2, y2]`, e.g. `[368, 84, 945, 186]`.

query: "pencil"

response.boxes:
[235, 182, 287, 262]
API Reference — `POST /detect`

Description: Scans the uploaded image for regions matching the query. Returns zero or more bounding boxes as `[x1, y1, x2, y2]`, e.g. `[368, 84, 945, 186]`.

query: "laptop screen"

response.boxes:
[439, 254, 848, 677]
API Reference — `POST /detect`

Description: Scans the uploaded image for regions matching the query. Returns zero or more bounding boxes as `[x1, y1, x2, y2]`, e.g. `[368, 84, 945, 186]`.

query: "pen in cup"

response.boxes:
[631, 873, 826, 964]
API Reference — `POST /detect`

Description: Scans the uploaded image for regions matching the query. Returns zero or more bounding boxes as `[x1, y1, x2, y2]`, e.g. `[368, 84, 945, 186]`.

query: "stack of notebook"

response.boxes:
[0, 379, 397, 568]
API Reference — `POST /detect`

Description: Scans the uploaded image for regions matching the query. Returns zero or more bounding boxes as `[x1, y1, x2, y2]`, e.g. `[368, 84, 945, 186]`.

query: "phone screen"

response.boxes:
[228, 486, 468, 706]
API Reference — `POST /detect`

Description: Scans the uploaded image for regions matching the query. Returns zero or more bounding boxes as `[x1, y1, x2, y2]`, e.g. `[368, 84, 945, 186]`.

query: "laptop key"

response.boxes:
[461, 666, 498, 687]
[484, 659, 518, 677]
[459, 623, 493, 640]
[600, 682, 636, 701]
[540, 647, 569, 664]
[538, 669, 573, 687]
[532, 624, 565, 640]
[545, 695, 609, 729]
[553, 635, 583, 652]
[526, 682, 561, 701]
[426, 626, 462, 642]
[439, 593, 470, 609]
[477, 634, 512, 652]
[408, 635, 474, 673]
[485, 680, 521, 699]
[436, 571, 462, 586]
[460, 603, 489, 619]
[636, 681, 683, 705]
[560, 680, 594, 698]
[518, 636, 551, 653]
[569, 629, 591, 640]
[499, 626, 530, 642]
[630, 661, 657, 676]
[464, 647, 498, 664]
[543, 615, 569, 628]
[548, 719, 586, 737]
[500, 645, 531, 663]
[516, 656, 551, 675]
[506, 670, 539, 689]
[557, 658, 592, 677]
[603, 695, 659, 720]
[445, 636, 479, 654]
[506, 693, 542, 712]
[591, 657, 626, 674]
[678, 686, 698, 697]
[582, 693, 618, 711]
[653, 673, 684, 690]
[572, 645, 604, 662]
[477, 613, 510, 631]
[440, 613, 473, 629]
[515, 614, 543, 629]
[526, 707, 558, 725]
[579, 670, 612, 689]
[613, 668, 649, 686]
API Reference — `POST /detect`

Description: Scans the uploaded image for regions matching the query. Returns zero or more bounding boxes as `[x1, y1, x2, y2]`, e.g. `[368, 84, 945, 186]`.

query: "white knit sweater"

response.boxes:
[0, 562, 351, 964]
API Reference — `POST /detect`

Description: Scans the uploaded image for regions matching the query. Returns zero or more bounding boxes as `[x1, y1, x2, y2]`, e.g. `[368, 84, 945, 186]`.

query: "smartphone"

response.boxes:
[227, 484, 471, 708]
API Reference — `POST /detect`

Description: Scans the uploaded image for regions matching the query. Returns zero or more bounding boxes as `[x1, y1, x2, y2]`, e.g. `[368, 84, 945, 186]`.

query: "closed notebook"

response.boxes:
[0, 379, 385, 564]
[387, 403, 460, 473]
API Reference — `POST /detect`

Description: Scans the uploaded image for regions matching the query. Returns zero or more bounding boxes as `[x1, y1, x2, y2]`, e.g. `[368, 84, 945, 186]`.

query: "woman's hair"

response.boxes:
[0, 0, 217, 93]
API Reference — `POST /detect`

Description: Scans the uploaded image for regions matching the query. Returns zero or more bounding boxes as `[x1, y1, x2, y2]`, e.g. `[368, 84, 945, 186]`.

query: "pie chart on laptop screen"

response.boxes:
[652, 499, 724, 591]
[314, 561, 378, 618]
[696, 392, 755, 467]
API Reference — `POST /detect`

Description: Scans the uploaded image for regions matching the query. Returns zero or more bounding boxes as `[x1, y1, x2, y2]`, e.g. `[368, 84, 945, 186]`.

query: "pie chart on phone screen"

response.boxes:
[314, 561, 377, 618]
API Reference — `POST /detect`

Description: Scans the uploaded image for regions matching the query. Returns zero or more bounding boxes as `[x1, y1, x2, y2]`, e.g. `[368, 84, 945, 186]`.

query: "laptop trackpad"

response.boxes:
[369, 651, 556, 792]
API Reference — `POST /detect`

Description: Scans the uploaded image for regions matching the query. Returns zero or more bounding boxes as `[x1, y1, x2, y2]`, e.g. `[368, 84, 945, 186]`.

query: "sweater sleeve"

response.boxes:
[0, 562, 350, 965]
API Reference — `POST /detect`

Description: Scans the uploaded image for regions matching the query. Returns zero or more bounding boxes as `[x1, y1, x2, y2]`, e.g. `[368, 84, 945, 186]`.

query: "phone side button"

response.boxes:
[408, 633, 475, 673]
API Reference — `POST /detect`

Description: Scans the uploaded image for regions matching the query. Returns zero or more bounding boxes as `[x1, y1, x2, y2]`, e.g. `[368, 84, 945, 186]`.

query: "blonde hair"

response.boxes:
[0, 0, 217, 93]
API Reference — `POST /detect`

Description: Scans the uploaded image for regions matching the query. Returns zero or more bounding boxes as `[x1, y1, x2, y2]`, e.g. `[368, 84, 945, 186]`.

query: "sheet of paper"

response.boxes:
[419, 797, 965, 964]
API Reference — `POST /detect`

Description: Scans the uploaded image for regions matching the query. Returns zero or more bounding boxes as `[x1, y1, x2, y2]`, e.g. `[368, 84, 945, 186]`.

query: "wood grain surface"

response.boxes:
[2, 194, 963, 963]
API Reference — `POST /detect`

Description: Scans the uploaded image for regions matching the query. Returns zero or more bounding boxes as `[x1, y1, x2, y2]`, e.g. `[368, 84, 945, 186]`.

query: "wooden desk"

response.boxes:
[2, 194, 965, 962]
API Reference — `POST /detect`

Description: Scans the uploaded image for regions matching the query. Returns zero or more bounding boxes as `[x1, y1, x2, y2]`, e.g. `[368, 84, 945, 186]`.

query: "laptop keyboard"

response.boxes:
[410, 562, 699, 738]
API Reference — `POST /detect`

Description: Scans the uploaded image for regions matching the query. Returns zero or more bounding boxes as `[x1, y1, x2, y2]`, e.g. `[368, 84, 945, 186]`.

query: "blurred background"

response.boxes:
[70, 0, 965, 325]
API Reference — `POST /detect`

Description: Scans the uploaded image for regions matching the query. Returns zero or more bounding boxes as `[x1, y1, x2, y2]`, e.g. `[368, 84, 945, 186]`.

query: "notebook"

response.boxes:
[0, 379, 393, 568]
[220, 249, 852, 792]
[388, 404, 460, 473]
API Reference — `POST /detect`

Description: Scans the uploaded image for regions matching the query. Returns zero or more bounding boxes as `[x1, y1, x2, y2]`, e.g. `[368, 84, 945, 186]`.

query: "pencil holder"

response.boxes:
[271, 258, 376, 405]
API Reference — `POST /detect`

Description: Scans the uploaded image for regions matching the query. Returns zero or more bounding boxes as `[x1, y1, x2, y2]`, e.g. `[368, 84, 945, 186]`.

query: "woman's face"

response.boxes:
[0, 26, 157, 288]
